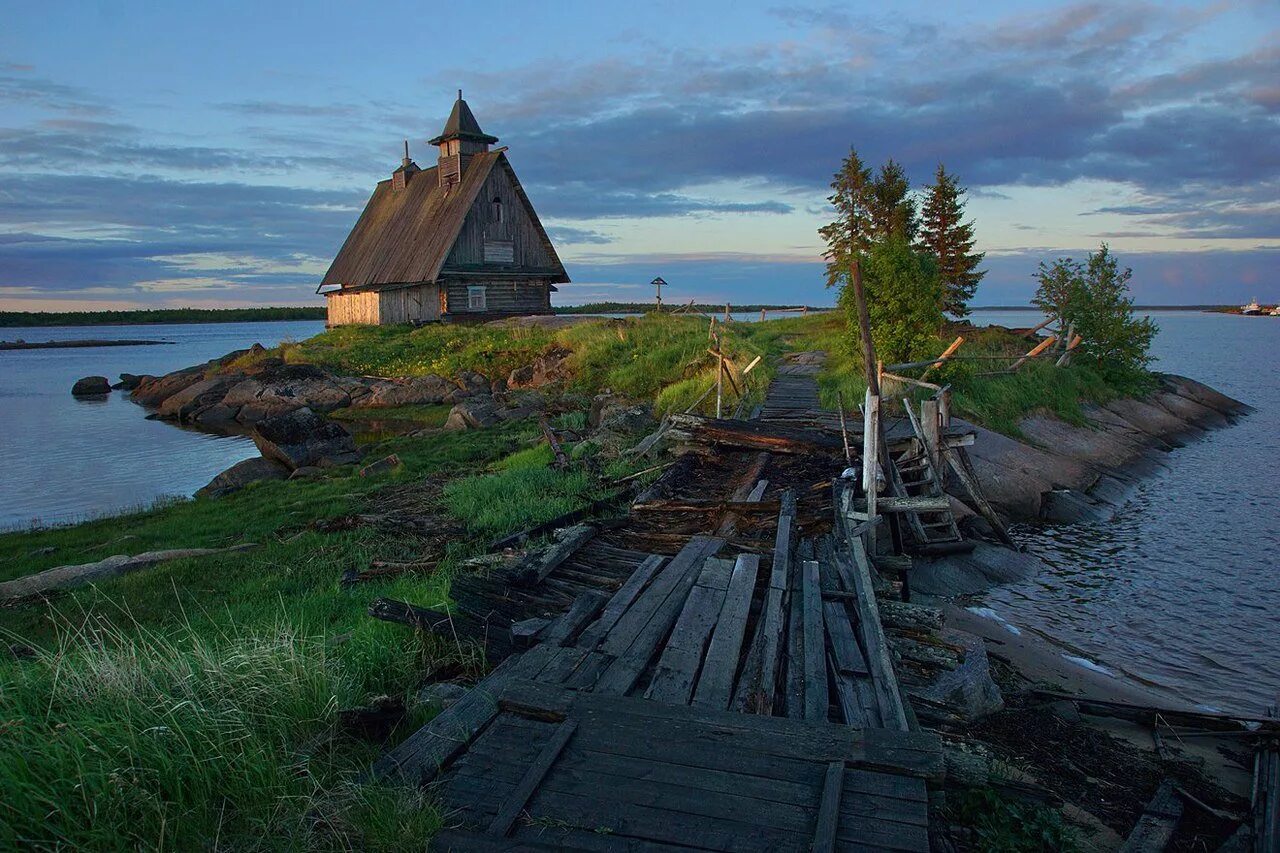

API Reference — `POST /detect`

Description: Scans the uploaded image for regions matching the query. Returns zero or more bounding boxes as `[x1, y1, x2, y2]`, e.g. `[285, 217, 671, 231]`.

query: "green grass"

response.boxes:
[0, 423, 554, 850]
[280, 322, 553, 379]
[443, 445, 605, 540]
[738, 312, 1156, 437]
[0, 618, 438, 851]
[276, 313, 773, 416]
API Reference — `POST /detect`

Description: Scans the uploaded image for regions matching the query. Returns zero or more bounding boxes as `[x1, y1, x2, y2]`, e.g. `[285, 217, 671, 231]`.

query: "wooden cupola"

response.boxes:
[429, 90, 498, 188]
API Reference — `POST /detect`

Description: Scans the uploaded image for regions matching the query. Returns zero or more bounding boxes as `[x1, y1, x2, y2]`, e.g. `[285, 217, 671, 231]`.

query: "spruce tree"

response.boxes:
[867, 159, 917, 243]
[918, 164, 985, 317]
[819, 148, 873, 290]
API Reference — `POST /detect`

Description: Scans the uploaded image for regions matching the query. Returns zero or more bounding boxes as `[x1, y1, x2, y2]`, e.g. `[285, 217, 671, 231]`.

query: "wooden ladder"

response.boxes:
[893, 404, 968, 553]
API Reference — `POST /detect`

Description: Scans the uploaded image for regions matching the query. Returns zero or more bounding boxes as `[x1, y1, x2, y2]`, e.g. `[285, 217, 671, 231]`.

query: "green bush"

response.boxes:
[1033, 244, 1157, 377]
[839, 237, 943, 366]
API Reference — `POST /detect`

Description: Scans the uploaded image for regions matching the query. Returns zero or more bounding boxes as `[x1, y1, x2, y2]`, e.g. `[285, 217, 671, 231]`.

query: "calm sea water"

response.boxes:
[967, 309, 1280, 715]
[0, 321, 324, 529]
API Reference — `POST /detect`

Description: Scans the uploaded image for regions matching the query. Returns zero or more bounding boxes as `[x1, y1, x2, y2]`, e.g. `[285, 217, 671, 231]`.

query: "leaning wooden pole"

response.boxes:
[850, 259, 883, 551]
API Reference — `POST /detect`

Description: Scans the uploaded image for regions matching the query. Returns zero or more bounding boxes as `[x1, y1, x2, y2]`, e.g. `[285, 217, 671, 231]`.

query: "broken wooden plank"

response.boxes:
[691, 554, 760, 710]
[487, 719, 579, 836]
[594, 536, 724, 695]
[667, 413, 845, 455]
[367, 598, 454, 633]
[1120, 778, 1182, 853]
[812, 761, 846, 853]
[540, 591, 610, 647]
[841, 537, 910, 732]
[574, 553, 665, 650]
[511, 524, 598, 588]
[372, 643, 560, 783]
[735, 490, 795, 714]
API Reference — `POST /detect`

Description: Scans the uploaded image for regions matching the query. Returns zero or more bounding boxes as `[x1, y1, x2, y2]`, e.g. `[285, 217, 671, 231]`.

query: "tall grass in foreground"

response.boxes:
[0, 616, 438, 851]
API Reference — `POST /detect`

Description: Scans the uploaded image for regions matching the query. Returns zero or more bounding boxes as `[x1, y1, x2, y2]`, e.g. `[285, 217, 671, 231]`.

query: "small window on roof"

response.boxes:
[492, 196, 503, 223]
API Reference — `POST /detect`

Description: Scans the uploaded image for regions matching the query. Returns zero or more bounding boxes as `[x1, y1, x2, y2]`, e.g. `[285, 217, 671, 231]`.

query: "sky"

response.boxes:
[0, 0, 1276, 311]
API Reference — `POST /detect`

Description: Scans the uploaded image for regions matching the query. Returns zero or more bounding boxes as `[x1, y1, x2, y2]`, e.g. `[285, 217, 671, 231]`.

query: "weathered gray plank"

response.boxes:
[487, 719, 579, 835]
[812, 761, 845, 853]
[576, 554, 666, 649]
[513, 524, 598, 587]
[598, 537, 720, 657]
[824, 601, 869, 677]
[646, 558, 732, 704]
[542, 590, 610, 647]
[841, 537, 910, 731]
[801, 559, 828, 721]
[373, 643, 559, 783]
[735, 491, 795, 714]
[594, 537, 725, 695]
[692, 554, 761, 710]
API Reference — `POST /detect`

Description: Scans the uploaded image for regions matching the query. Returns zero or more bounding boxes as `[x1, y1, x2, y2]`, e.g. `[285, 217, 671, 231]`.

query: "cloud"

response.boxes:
[1, 2, 1277, 307]
[543, 225, 613, 245]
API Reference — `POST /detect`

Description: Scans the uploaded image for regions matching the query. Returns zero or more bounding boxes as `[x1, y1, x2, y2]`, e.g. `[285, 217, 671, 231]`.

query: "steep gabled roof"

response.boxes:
[319, 151, 568, 290]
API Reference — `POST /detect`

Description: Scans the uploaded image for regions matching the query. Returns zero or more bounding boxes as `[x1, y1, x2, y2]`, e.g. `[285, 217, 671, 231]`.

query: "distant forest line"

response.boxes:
[0, 302, 1238, 328]
[0, 307, 328, 327]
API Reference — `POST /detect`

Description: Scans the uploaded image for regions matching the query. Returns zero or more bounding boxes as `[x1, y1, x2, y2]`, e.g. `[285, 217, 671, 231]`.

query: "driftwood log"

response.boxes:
[0, 544, 258, 601]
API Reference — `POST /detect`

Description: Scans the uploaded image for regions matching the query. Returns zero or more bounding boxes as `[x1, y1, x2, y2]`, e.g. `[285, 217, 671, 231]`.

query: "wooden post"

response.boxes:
[1023, 316, 1054, 339]
[708, 316, 716, 339]
[921, 335, 964, 380]
[1056, 334, 1083, 367]
[921, 399, 941, 476]
[715, 349, 725, 419]
[760, 308, 766, 322]
[862, 388, 880, 553]
[724, 303, 731, 322]
[836, 390, 853, 467]
[939, 387, 951, 427]
[1009, 335, 1056, 371]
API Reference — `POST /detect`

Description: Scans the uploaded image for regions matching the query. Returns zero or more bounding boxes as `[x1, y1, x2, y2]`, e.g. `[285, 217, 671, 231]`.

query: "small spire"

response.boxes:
[402, 139, 411, 167]
[458, 88, 463, 101]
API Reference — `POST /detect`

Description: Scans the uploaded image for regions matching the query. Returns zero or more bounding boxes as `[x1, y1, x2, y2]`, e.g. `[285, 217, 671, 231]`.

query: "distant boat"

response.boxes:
[1241, 299, 1263, 315]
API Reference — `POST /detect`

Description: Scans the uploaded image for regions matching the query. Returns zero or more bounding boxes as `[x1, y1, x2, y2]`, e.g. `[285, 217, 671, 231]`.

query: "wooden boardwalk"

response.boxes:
[381, 358, 948, 852]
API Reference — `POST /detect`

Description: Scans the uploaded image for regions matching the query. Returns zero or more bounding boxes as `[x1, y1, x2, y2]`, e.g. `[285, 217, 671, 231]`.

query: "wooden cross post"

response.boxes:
[850, 258, 883, 552]
[715, 345, 725, 419]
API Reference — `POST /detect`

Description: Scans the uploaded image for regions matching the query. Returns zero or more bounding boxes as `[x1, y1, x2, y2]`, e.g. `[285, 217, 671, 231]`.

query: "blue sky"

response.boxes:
[0, 0, 1276, 310]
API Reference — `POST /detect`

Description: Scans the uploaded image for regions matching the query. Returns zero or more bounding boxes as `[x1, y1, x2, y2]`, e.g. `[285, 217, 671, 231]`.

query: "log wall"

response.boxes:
[326, 284, 442, 326]
[442, 279, 550, 316]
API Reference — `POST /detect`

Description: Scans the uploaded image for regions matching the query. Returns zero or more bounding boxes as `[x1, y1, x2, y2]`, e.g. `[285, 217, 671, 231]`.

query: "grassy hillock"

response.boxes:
[277, 313, 774, 415]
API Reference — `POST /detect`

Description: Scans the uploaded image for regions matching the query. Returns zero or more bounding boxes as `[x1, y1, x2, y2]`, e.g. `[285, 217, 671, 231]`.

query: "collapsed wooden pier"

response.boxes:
[377, 353, 981, 851]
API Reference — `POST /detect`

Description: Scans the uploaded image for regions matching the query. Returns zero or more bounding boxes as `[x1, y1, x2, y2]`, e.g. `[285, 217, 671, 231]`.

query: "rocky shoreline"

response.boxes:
[912, 372, 1253, 599]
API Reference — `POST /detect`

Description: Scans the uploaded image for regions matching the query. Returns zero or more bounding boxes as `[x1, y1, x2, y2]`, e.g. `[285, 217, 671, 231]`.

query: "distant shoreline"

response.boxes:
[0, 339, 176, 350]
[0, 303, 1245, 328]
